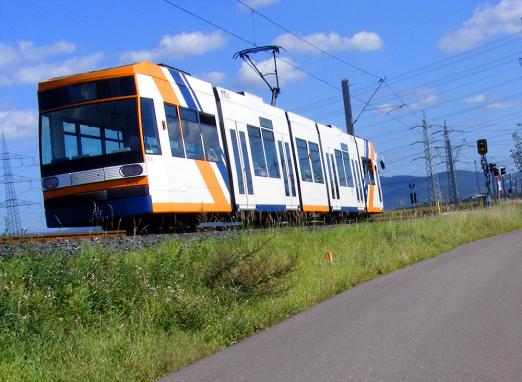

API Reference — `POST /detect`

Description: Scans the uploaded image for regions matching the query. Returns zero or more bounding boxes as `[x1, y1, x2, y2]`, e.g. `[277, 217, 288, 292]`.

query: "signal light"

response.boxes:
[500, 167, 506, 176]
[476, 139, 488, 155]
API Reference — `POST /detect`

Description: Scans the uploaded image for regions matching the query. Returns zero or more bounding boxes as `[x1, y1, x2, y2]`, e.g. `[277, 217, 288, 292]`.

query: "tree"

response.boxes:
[511, 132, 522, 172]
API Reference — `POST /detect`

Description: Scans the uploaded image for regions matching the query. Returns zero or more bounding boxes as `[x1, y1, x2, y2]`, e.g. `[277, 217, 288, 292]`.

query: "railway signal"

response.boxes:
[476, 139, 488, 155]
[476, 139, 492, 207]
[409, 184, 417, 208]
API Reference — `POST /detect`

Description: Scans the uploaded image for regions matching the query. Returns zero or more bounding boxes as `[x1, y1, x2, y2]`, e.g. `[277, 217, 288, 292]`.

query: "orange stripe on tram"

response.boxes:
[195, 161, 231, 212]
[137, 62, 179, 105]
[302, 205, 329, 212]
[367, 143, 380, 213]
[152, 161, 231, 213]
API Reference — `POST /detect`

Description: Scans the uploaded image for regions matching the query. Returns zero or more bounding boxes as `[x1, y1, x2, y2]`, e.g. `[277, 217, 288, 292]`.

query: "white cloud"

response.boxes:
[0, 40, 103, 86]
[239, 0, 280, 8]
[409, 88, 440, 110]
[121, 31, 228, 63]
[274, 31, 383, 54]
[0, 40, 76, 68]
[464, 94, 487, 104]
[439, 0, 522, 53]
[0, 109, 38, 139]
[486, 100, 513, 109]
[0, 53, 104, 85]
[235, 56, 306, 90]
[199, 71, 226, 84]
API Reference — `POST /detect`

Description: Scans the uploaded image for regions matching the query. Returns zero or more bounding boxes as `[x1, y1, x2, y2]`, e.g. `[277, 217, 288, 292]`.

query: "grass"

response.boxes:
[1, 204, 521, 381]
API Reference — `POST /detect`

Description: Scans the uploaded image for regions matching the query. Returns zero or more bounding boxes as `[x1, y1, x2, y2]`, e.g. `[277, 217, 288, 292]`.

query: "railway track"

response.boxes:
[0, 230, 126, 245]
[2, 200, 517, 248]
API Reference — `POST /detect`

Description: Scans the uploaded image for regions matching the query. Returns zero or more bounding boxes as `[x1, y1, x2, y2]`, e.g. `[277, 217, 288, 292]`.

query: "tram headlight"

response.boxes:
[42, 176, 59, 190]
[119, 164, 143, 177]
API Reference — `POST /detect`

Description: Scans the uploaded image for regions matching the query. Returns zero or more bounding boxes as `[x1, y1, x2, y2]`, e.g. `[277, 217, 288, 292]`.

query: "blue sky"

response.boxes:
[1, 0, 521, 231]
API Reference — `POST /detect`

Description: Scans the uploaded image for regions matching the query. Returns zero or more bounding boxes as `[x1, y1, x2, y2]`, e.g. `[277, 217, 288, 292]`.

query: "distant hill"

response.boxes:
[381, 170, 484, 210]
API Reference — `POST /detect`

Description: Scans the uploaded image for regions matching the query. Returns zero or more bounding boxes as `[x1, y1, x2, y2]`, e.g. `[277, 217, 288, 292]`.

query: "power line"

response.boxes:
[235, 0, 381, 79]
[235, 0, 425, 126]
[292, 50, 520, 117]
[369, 58, 520, 107]
[388, 33, 522, 84]
[160, 0, 255, 46]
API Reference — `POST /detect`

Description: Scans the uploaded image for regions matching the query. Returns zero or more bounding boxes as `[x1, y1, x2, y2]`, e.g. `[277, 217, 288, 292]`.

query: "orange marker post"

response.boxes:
[327, 251, 334, 264]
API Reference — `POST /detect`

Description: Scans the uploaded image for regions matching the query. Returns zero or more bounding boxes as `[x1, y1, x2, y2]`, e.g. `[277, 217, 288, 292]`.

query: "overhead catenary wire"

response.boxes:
[234, 0, 424, 125]
[293, 48, 521, 116]
[159, 0, 424, 130]
[388, 33, 522, 84]
[235, 0, 381, 79]
[158, 0, 519, 174]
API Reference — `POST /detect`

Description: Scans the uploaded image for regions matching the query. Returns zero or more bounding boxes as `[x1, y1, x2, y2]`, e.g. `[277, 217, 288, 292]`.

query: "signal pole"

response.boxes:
[443, 121, 459, 204]
[409, 183, 417, 209]
[474, 160, 481, 194]
[477, 139, 492, 207]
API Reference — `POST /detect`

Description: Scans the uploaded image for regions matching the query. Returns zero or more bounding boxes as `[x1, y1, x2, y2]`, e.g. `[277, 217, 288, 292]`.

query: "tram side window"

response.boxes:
[164, 103, 185, 158]
[230, 130, 245, 194]
[375, 165, 382, 202]
[331, 153, 340, 198]
[40, 116, 52, 164]
[369, 160, 376, 185]
[296, 138, 312, 182]
[200, 113, 223, 162]
[334, 149, 347, 187]
[340, 145, 354, 188]
[140, 98, 161, 155]
[259, 117, 273, 129]
[285, 142, 297, 196]
[247, 125, 268, 177]
[262, 129, 280, 178]
[362, 158, 375, 185]
[309, 142, 323, 184]
[180, 108, 204, 160]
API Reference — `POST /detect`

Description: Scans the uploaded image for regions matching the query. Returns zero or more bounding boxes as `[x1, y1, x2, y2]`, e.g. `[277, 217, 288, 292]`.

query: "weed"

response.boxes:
[0, 205, 520, 381]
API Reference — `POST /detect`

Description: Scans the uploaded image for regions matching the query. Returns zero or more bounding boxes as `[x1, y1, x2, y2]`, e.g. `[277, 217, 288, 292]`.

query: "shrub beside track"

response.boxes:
[0, 204, 521, 382]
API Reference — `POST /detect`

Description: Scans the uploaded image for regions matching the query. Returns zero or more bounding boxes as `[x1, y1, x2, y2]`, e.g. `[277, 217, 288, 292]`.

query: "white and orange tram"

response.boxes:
[37, 61, 383, 228]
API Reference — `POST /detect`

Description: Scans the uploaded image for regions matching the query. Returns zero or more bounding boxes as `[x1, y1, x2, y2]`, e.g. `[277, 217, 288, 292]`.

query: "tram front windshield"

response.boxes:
[40, 98, 142, 177]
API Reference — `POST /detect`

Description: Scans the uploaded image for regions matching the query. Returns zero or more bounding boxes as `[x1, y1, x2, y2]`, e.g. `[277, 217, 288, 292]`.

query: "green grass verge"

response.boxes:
[1, 204, 521, 381]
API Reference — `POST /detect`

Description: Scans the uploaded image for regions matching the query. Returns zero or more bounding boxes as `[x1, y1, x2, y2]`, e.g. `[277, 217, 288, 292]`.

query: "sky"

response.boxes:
[0, 0, 521, 232]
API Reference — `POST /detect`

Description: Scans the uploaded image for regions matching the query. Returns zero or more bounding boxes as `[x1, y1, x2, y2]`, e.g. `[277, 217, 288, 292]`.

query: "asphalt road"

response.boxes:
[161, 230, 522, 382]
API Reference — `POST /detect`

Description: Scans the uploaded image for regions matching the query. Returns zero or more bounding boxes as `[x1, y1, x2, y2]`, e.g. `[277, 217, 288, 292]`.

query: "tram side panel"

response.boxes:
[166, 68, 232, 213]
[286, 112, 329, 213]
[370, 145, 384, 212]
[355, 137, 383, 213]
[316, 124, 361, 213]
[346, 134, 367, 213]
[215, 88, 299, 213]
[136, 67, 232, 215]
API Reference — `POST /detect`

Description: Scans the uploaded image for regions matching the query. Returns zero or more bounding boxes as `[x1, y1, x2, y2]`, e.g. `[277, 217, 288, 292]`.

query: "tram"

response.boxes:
[37, 61, 383, 228]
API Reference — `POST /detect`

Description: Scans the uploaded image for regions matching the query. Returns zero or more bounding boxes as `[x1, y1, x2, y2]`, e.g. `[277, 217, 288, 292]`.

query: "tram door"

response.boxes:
[277, 137, 298, 208]
[324, 147, 341, 211]
[227, 120, 256, 210]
